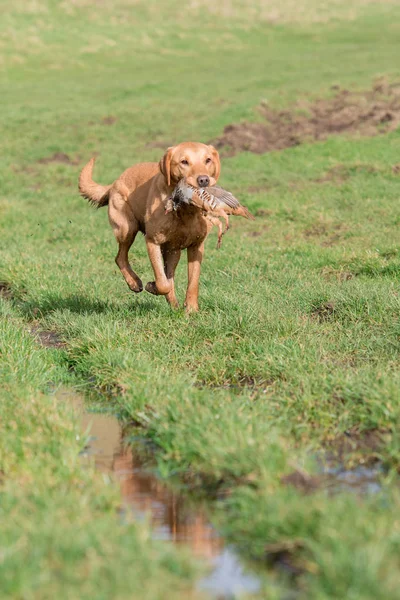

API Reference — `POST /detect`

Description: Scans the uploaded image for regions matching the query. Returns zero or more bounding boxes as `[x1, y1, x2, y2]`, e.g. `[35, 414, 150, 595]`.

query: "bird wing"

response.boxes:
[171, 180, 254, 220]
[207, 186, 241, 210]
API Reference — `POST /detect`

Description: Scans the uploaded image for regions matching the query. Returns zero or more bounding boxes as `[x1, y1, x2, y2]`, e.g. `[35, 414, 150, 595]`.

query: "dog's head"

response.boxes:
[159, 142, 221, 188]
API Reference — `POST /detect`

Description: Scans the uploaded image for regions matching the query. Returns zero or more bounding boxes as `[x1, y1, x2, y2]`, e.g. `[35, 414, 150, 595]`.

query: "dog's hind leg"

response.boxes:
[109, 190, 143, 293]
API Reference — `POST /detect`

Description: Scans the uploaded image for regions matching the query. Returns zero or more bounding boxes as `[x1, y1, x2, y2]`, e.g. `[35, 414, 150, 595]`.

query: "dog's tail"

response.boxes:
[79, 157, 111, 208]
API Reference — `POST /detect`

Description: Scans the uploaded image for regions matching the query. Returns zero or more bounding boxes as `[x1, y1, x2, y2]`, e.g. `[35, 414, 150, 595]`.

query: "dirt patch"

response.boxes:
[314, 165, 352, 184]
[247, 184, 275, 194]
[211, 80, 400, 156]
[281, 430, 387, 497]
[264, 539, 307, 578]
[338, 272, 353, 282]
[311, 301, 336, 321]
[11, 164, 36, 175]
[145, 140, 174, 150]
[37, 152, 80, 166]
[255, 208, 273, 217]
[304, 222, 346, 247]
[0, 281, 13, 299]
[392, 164, 400, 174]
[326, 428, 387, 462]
[304, 223, 328, 238]
[101, 116, 117, 126]
[281, 470, 321, 494]
[199, 375, 275, 391]
[282, 462, 383, 497]
[196, 375, 277, 400]
[29, 324, 66, 349]
[321, 267, 354, 282]
[315, 164, 379, 184]
[321, 234, 343, 248]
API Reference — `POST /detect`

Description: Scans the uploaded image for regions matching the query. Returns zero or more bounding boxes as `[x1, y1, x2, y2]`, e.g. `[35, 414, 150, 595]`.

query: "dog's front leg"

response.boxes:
[184, 242, 204, 313]
[163, 248, 181, 309]
[145, 238, 172, 296]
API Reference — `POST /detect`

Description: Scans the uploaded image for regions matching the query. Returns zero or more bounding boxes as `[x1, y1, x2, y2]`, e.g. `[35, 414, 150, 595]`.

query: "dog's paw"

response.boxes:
[128, 279, 143, 293]
[145, 281, 171, 296]
[184, 302, 199, 314]
[145, 281, 159, 295]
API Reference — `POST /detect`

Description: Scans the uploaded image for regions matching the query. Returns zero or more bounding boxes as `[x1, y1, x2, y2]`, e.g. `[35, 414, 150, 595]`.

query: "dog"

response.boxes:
[79, 142, 221, 312]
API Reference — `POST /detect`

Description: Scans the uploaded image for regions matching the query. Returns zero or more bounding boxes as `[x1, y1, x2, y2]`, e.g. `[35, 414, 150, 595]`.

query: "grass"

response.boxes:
[1, 0, 400, 598]
[0, 303, 199, 600]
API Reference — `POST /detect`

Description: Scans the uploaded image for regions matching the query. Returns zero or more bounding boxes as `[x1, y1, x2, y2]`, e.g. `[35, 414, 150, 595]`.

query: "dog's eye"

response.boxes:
[181, 159, 189, 166]
[205, 158, 212, 164]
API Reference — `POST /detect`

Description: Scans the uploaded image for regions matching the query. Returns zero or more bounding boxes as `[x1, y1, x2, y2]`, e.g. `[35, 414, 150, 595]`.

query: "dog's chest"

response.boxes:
[153, 210, 209, 249]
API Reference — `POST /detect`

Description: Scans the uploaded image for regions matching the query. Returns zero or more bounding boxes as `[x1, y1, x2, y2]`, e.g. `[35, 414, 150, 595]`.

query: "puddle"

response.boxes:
[30, 324, 66, 349]
[55, 388, 261, 599]
[321, 462, 383, 495]
[282, 461, 383, 496]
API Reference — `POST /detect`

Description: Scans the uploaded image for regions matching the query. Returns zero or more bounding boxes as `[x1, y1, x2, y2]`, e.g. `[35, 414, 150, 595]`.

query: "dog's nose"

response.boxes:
[197, 175, 210, 187]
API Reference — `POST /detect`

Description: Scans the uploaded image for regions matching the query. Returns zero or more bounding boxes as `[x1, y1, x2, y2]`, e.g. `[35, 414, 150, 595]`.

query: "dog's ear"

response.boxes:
[208, 145, 221, 182]
[159, 146, 175, 186]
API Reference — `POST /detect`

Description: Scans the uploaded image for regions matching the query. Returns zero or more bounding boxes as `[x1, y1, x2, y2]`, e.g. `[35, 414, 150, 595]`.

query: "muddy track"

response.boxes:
[211, 80, 400, 156]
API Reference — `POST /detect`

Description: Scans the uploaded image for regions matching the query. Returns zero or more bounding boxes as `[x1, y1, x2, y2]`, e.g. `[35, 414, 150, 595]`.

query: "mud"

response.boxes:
[0, 281, 13, 299]
[55, 388, 261, 599]
[326, 427, 387, 462]
[145, 140, 175, 150]
[314, 164, 379, 185]
[37, 152, 80, 165]
[311, 301, 336, 321]
[282, 428, 387, 496]
[281, 463, 383, 496]
[304, 223, 330, 238]
[52, 386, 388, 596]
[281, 470, 322, 494]
[247, 184, 275, 194]
[29, 324, 66, 349]
[211, 81, 400, 156]
[321, 267, 354, 282]
[255, 208, 273, 217]
[264, 539, 307, 578]
[101, 116, 117, 126]
[303, 221, 346, 247]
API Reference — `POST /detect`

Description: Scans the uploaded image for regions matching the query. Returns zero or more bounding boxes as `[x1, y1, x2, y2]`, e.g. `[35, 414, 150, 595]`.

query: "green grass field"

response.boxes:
[1, 1, 400, 598]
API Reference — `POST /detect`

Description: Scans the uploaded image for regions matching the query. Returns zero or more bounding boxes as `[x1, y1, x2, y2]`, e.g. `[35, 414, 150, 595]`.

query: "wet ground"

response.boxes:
[55, 387, 385, 598]
[56, 388, 261, 599]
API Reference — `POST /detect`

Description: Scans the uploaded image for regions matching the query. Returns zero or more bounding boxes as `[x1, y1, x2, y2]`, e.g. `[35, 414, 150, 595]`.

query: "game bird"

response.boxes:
[165, 179, 254, 247]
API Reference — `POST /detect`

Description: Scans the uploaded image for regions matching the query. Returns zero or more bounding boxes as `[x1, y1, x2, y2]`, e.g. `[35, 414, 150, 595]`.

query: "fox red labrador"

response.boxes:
[79, 142, 221, 312]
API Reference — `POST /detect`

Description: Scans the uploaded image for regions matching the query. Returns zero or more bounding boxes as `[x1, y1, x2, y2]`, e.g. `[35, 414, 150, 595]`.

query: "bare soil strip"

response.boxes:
[211, 81, 400, 155]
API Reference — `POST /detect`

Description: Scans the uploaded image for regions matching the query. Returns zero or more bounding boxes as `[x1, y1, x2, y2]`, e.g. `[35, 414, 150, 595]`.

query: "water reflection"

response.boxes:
[56, 388, 261, 598]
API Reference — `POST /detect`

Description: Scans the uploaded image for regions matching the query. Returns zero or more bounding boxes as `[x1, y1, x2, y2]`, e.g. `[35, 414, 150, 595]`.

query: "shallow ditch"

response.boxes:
[52, 385, 388, 599]
[55, 387, 262, 599]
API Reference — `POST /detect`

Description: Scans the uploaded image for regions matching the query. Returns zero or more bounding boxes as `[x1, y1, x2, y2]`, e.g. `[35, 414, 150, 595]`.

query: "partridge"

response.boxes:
[166, 179, 254, 248]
